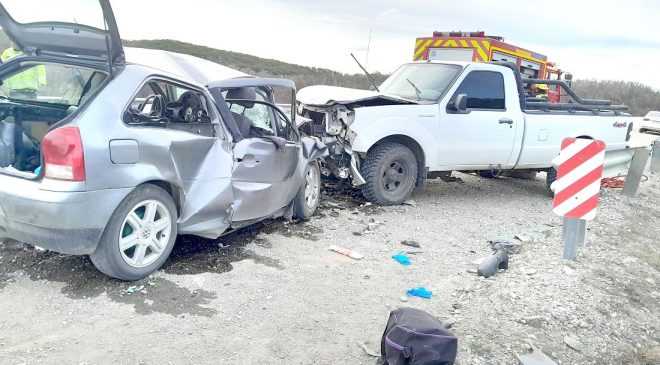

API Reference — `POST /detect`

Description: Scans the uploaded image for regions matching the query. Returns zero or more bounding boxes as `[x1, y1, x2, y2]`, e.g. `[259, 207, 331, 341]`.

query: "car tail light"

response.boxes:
[42, 126, 86, 181]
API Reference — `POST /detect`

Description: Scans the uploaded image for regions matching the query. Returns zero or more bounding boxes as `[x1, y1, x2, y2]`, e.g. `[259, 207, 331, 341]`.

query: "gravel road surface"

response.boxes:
[1, 130, 658, 365]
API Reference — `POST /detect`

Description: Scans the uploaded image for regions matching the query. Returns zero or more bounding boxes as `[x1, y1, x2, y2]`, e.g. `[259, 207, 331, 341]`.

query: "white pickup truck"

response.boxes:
[297, 61, 634, 205]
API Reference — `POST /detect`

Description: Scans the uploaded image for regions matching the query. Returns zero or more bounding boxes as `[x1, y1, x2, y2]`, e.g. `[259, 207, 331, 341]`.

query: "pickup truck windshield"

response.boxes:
[379, 63, 461, 102]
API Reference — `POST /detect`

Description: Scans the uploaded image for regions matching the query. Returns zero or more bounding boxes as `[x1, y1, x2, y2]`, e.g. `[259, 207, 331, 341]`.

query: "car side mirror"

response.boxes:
[448, 94, 468, 113]
[369, 85, 380, 92]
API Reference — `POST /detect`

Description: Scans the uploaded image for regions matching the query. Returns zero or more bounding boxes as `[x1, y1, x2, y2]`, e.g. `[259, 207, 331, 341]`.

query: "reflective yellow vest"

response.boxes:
[1, 48, 47, 91]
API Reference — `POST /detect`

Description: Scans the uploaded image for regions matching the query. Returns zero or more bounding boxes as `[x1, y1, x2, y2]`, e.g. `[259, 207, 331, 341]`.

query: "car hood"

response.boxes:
[0, 0, 124, 65]
[297, 85, 417, 107]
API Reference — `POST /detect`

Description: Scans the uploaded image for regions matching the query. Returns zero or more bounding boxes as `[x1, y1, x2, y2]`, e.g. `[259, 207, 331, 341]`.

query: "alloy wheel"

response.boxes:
[118, 200, 172, 268]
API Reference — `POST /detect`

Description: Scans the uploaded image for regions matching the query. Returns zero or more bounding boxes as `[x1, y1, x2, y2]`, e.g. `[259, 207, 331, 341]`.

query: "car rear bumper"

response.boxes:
[0, 176, 132, 255]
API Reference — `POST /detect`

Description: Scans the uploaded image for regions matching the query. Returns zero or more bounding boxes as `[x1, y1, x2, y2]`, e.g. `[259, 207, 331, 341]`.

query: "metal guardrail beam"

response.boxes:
[602, 148, 636, 179]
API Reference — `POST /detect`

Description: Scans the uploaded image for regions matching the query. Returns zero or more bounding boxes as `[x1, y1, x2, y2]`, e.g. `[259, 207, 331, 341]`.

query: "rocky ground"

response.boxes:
[0, 132, 658, 365]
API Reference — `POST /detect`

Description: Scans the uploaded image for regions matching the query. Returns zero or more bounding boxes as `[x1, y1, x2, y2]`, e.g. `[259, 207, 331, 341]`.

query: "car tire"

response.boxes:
[293, 161, 321, 219]
[546, 168, 557, 197]
[478, 171, 499, 179]
[361, 142, 418, 205]
[90, 184, 178, 281]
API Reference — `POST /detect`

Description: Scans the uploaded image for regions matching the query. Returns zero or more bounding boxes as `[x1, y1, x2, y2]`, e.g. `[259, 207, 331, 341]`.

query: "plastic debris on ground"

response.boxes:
[517, 346, 558, 365]
[327, 245, 364, 260]
[392, 253, 411, 266]
[514, 234, 531, 243]
[126, 285, 146, 294]
[357, 342, 380, 357]
[406, 287, 432, 299]
[401, 240, 421, 248]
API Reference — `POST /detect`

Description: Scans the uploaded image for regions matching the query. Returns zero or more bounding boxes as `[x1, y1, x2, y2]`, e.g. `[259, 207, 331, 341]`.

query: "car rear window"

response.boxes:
[0, 63, 106, 106]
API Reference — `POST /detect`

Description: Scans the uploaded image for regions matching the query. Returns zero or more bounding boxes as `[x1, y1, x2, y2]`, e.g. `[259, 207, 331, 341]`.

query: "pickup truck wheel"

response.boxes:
[293, 161, 321, 219]
[546, 168, 557, 197]
[478, 171, 499, 179]
[90, 184, 178, 281]
[361, 143, 418, 205]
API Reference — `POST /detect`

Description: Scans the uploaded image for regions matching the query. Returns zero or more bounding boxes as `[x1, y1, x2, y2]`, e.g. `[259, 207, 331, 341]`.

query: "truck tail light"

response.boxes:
[626, 122, 633, 142]
[42, 126, 86, 181]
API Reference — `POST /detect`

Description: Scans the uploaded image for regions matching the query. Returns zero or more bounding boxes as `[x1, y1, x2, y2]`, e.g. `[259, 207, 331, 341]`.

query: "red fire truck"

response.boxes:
[414, 31, 571, 102]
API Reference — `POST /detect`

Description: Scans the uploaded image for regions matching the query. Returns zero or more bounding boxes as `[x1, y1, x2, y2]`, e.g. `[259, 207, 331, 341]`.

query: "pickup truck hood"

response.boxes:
[297, 85, 417, 107]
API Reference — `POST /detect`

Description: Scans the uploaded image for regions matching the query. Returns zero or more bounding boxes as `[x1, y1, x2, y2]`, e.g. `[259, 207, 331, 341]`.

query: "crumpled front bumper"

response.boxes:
[0, 177, 132, 255]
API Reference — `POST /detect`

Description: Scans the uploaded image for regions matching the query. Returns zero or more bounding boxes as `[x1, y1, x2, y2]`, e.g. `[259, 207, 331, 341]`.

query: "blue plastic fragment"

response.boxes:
[406, 287, 432, 299]
[392, 253, 411, 266]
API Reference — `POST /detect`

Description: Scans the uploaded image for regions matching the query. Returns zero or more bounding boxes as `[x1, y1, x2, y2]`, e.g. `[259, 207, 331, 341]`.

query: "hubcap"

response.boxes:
[304, 166, 320, 209]
[382, 160, 407, 192]
[119, 200, 172, 268]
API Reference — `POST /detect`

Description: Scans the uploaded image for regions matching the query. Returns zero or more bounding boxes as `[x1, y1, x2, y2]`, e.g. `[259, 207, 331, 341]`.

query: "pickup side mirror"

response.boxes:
[447, 93, 469, 113]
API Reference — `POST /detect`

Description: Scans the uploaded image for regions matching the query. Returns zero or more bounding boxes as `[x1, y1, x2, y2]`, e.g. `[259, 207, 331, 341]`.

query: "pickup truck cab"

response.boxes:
[297, 61, 634, 205]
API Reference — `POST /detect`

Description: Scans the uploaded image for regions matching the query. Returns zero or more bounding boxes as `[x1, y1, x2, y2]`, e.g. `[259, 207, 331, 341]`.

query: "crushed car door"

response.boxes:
[217, 81, 304, 222]
[0, 0, 124, 65]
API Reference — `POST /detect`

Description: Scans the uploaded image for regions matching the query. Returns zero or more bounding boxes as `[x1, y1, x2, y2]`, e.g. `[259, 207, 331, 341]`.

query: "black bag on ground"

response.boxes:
[379, 308, 458, 365]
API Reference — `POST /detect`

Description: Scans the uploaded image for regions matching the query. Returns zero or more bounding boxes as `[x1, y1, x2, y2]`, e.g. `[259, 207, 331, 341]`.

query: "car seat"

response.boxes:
[226, 87, 257, 138]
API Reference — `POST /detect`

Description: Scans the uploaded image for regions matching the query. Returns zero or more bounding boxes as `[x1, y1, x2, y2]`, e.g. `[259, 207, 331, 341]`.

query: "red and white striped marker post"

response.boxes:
[551, 138, 606, 260]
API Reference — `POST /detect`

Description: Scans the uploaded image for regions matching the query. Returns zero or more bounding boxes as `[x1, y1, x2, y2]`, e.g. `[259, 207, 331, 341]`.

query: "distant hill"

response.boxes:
[0, 33, 657, 115]
[124, 39, 387, 90]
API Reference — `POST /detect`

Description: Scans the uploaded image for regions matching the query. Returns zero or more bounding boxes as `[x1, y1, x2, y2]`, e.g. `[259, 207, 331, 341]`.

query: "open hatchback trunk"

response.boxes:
[0, 0, 123, 64]
[0, 0, 120, 176]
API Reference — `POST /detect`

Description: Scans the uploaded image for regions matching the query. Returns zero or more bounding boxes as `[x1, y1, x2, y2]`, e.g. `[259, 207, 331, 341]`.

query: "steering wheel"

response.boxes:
[140, 94, 167, 118]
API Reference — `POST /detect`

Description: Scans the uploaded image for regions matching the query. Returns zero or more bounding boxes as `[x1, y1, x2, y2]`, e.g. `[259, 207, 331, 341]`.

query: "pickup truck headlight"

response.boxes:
[326, 109, 355, 136]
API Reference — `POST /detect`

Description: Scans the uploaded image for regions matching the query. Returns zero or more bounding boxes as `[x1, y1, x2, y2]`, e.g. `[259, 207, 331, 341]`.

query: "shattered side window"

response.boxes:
[224, 89, 277, 136]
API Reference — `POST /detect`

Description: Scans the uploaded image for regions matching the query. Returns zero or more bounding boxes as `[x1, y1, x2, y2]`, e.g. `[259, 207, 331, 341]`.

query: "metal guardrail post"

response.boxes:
[651, 140, 660, 174]
[562, 217, 586, 260]
[622, 147, 650, 198]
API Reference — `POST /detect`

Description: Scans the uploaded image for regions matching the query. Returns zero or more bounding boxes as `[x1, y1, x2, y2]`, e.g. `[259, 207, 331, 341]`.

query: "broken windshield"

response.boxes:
[379, 63, 462, 102]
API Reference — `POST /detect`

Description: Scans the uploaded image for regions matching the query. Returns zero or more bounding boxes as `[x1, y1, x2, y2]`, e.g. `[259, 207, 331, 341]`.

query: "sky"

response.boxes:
[3, 0, 660, 89]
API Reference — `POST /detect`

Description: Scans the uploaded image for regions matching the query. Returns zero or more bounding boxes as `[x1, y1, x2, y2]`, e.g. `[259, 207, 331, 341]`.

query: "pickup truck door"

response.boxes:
[436, 69, 522, 169]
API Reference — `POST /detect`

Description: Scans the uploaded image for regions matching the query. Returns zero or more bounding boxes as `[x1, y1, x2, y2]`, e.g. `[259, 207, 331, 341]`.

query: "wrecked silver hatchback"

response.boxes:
[0, 0, 326, 280]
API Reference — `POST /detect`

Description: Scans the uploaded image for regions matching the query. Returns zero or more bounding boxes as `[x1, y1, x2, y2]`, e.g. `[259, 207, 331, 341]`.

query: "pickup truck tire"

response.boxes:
[546, 168, 558, 197]
[361, 143, 418, 205]
[90, 184, 178, 281]
[293, 161, 321, 219]
[478, 171, 499, 179]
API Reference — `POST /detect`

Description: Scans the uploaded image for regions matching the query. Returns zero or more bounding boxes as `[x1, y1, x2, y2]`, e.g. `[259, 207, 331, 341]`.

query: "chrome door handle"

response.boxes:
[499, 118, 514, 125]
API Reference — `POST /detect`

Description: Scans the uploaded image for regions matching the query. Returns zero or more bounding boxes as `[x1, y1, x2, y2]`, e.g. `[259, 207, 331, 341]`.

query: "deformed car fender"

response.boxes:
[301, 136, 329, 161]
[349, 117, 438, 169]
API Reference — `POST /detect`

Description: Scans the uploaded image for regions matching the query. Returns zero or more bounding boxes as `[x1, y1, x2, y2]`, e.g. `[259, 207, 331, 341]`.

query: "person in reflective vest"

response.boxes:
[1, 43, 47, 99]
[533, 84, 549, 100]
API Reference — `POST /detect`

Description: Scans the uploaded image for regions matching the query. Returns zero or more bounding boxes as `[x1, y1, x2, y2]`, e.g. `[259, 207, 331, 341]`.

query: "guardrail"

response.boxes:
[651, 140, 660, 174]
[553, 146, 651, 198]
